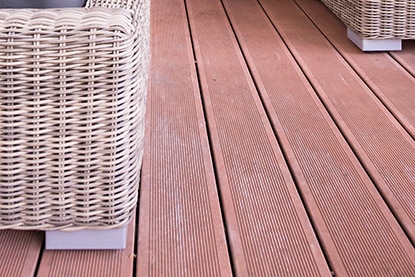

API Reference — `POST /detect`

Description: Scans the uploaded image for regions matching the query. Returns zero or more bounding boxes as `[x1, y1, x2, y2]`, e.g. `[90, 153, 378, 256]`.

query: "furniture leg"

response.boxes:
[347, 27, 402, 51]
[45, 227, 128, 250]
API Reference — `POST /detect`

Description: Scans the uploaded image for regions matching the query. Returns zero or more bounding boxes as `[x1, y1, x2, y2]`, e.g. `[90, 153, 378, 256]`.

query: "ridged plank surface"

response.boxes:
[186, 0, 330, 276]
[257, 0, 415, 275]
[295, 0, 415, 139]
[290, 0, 415, 243]
[136, 0, 232, 275]
[2, 1, 415, 276]
[224, 0, 415, 275]
[391, 40, 415, 77]
[37, 219, 135, 276]
[0, 230, 42, 277]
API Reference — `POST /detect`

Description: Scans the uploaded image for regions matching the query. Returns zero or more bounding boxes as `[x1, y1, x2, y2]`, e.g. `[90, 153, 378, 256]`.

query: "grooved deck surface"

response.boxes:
[36, 217, 136, 276]
[1, 0, 415, 276]
[0, 231, 42, 277]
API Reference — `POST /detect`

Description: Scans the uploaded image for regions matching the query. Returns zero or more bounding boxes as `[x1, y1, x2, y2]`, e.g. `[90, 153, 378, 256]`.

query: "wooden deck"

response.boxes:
[1, 0, 415, 276]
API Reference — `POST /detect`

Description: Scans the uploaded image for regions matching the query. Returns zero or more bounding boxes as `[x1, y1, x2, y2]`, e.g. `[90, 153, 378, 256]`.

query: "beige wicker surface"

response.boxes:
[0, 0, 150, 230]
[321, 0, 415, 39]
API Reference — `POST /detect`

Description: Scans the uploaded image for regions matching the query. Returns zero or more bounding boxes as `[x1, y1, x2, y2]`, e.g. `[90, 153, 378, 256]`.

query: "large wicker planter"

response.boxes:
[0, 0, 86, 9]
[0, 0, 150, 231]
[321, 0, 415, 39]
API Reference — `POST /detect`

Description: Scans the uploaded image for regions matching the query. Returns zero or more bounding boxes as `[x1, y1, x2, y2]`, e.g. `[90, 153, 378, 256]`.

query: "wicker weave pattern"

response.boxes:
[321, 0, 415, 39]
[0, 0, 150, 230]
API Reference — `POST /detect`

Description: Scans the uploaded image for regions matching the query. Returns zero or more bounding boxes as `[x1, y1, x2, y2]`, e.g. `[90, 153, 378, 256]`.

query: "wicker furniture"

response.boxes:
[0, 0, 150, 248]
[0, 0, 86, 8]
[321, 0, 415, 51]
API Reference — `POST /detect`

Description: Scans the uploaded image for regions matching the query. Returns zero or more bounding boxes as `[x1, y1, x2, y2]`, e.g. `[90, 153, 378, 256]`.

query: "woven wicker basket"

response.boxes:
[0, 0, 150, 231]
[0, 0, 86, 9]
[321, 0, 415, 39]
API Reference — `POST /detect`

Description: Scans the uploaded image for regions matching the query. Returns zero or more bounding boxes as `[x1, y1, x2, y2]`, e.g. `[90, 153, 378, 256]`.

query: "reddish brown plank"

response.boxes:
[0, 230, 42, 277]
[37, 220, 135, 276]
[296, 0, 415, 139]
[3, 1, 415, 276]
[186, 0, 331, 275]
[293, 0, 415, 244]
[256, 0, 415, 275]
[391, 40, 415, 77]
[136, 0, 232, 275]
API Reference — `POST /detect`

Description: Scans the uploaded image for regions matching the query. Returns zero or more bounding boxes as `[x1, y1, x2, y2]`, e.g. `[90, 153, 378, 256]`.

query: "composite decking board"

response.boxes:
[291, 0, 415, 243]
[137, 0, 232, 275]
[391, 41, 415, 77]
[2, 2, 415, 276]
[0, 230, 42, 277]
[187, 0, 330, 276]
[224, 0, 415, 276]
[36, 220, 135, 277]
[295, 0, 415, 139]
[260, 0, 415, 248]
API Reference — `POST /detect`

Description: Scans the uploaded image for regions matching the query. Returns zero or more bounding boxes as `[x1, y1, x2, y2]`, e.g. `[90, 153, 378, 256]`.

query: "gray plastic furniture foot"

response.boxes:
[45, 226, 127, 250]
[347, 27, 402, 51]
